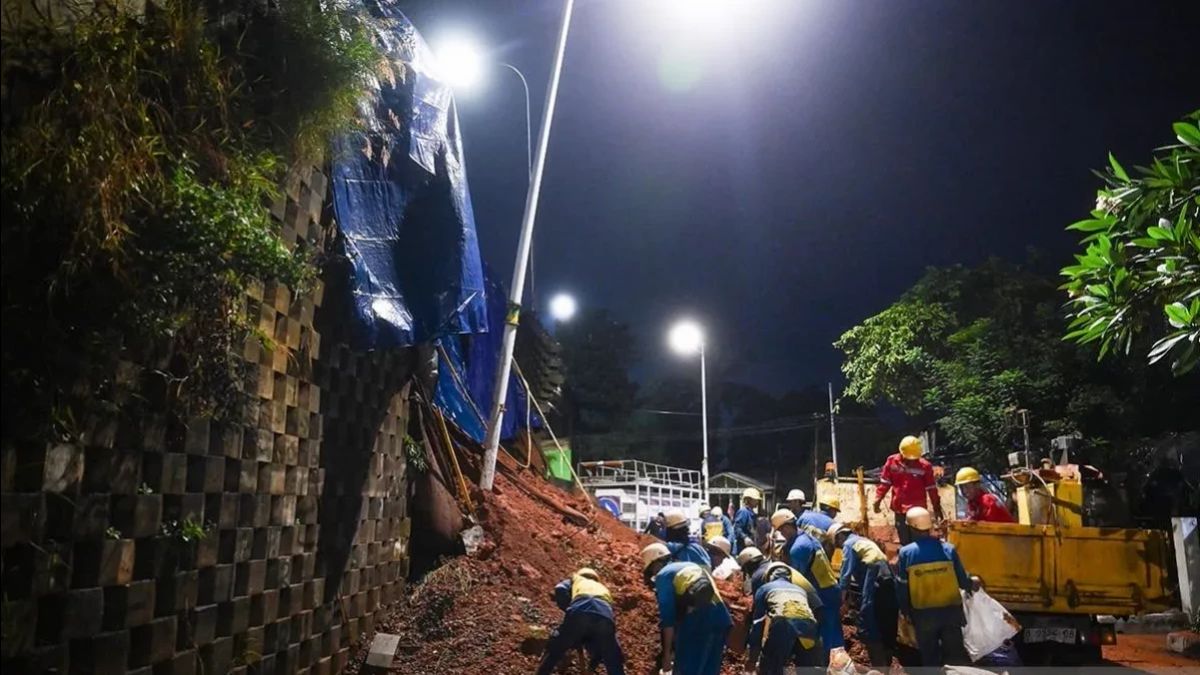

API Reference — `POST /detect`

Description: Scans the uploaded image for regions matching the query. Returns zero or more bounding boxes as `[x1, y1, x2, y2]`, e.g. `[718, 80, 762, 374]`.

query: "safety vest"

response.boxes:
[908, 560, 961, 610]
[758, 582, 818, 650]
[672, 563, 722, 610]
[809, 546, 839, 590]
[702, 517, 724, 542]
[849, 537, 887, 566]
[759, 561, 817, 595]
[571, 573, 613, 606]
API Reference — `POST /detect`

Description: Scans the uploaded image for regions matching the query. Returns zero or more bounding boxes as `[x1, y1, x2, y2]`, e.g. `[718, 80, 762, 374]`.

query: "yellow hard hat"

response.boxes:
[663, 510, 688, 529]
[742, 487, 763, 502]
[736, 546, 764, 567]
[899, 435, 923, 459]
[575, 567, 600, 581]
[786, 489, 806, 502]
[710, 506, 723, 517]
[770, 508, 797, 529]
[819, 495, 841, 511]
[905, 506, 933, 531]
[826, 522, 850, 540]
[640, 542, 671, 570]
[955, 467, 982, 485]
[707, 536, 731, 556]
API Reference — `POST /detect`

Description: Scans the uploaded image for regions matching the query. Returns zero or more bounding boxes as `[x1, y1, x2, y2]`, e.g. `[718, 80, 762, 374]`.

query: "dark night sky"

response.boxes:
[405, 0, 1200, 393]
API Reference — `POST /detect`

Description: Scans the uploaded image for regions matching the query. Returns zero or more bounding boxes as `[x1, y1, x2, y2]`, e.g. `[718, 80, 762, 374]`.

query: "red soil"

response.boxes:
[352, 462, 893, 674]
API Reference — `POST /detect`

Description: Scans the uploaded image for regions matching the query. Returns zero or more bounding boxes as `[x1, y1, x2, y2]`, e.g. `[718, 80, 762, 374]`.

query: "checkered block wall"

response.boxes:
[0, 166, 415, 675]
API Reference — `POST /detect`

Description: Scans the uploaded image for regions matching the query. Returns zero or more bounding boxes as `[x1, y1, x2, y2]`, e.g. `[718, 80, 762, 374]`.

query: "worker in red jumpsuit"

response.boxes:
[954, 467, 1015, 523]
[873, 435, 943, 545]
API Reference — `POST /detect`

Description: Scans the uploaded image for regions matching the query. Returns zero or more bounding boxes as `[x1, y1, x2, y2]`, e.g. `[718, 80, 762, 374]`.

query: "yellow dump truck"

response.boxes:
[946, 467, 1176, 663]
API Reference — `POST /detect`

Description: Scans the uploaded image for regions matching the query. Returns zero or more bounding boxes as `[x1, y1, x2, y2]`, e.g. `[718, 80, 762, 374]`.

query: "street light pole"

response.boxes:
[480, 0, 575, 492]
[499, 63, 532, 179]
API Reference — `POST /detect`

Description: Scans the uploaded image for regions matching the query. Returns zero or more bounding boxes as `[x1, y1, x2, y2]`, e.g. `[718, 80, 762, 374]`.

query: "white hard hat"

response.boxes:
[710, 506, 723, 517]
[786, 489, 806, 502]
[640, 542, 671, 570]
[707, 536, 731, 555]
[742, 487, 763, 501]
[736, 546, 764, 568]
[770, 508, 797, 529]
[905, 506, 933, 531]
[663, 510, 688, 529]
[826, 522, 850, 540]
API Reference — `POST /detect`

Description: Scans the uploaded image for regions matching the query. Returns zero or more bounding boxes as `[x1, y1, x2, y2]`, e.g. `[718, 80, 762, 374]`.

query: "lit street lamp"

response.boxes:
[668, 320, 709, 502]
[548, 293, 577, 322]
[432, 36, 532, 177]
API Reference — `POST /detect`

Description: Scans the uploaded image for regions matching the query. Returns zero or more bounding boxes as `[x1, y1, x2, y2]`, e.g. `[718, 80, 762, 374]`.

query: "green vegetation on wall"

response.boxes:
[1, 0, 379, 437]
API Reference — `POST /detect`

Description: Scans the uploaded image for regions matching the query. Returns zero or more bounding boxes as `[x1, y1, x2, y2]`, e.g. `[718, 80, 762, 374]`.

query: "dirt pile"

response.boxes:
[350, 466, 672, 674]
[352, 458, 895, 674]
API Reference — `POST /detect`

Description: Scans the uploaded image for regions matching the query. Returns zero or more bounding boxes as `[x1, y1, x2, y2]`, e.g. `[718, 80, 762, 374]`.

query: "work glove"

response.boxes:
[872, 500, 882, 514]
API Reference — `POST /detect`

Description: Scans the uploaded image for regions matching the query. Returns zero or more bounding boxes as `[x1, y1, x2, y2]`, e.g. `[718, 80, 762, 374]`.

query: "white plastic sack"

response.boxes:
[962, 589, 1020, 662]
[826, 647, 856, 675]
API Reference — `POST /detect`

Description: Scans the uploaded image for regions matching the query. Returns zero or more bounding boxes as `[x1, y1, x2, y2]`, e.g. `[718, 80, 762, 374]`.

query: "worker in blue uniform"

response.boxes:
[713, 507, 738, 555]
[797, 495, 840, 552]
[662, 509, 712, 569]
[537, 568, 625, 675]
[641, 542, 731, 675]
[896, 506, 974, 667]
[733, 488, 762, 551]
[744, 575, 822, 675]
[829, 523, 897, 667]
[772, 509, 844, 659]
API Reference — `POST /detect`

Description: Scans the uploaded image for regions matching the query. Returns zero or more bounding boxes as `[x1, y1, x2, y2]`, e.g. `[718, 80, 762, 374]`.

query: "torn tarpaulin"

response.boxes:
[330, 2, 487, 348]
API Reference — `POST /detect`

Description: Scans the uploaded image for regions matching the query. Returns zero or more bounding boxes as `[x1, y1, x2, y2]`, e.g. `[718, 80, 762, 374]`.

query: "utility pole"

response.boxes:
[812, 413, 821, 496]
[479, 0, 576, 492]
[1017, 409, 1032, 468]
[828, 382, 839, 475]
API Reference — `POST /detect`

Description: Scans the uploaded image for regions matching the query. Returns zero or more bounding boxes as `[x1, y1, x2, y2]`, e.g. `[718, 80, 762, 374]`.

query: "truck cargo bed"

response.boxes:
[947, 521, 1174, 616]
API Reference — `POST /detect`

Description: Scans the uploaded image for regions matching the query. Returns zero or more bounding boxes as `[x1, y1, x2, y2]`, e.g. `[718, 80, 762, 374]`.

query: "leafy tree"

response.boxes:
[1061, 112, 1200, 375]
[555, 308, 639, 435]
[835, 259, 1196, 468]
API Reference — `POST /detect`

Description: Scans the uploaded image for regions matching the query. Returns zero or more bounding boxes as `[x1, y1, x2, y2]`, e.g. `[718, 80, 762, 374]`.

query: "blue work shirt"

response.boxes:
[797, 510, 833, 543]
[747, 578, 820, 650]
[553, 577, 615, 621]
[733, 507, 756, 545]
[653, 562, 733, 630]
[667, 540, 713, 570]
[896, 537, 972, 620]
[787, 533, 840, 592]
[838, 533, 890, 591]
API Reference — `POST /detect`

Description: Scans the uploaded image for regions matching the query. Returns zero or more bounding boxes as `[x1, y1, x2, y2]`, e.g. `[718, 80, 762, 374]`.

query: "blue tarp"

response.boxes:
[332, 3, 540, 443]
[435, 269, 544, 443]
[330, 2, 487, 348]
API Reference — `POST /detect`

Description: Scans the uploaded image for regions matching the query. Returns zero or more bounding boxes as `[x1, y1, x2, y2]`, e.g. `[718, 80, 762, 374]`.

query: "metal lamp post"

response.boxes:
[668, 320, 709, 502]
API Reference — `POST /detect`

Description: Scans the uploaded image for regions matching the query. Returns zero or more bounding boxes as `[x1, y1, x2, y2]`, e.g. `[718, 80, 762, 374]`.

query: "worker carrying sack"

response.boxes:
[961, 589, 1020, 662]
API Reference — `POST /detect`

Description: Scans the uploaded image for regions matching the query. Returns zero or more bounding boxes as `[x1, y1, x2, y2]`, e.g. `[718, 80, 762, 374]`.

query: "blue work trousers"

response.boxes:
[758, 619, 821, 675]
[536, 610, 625, 675]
